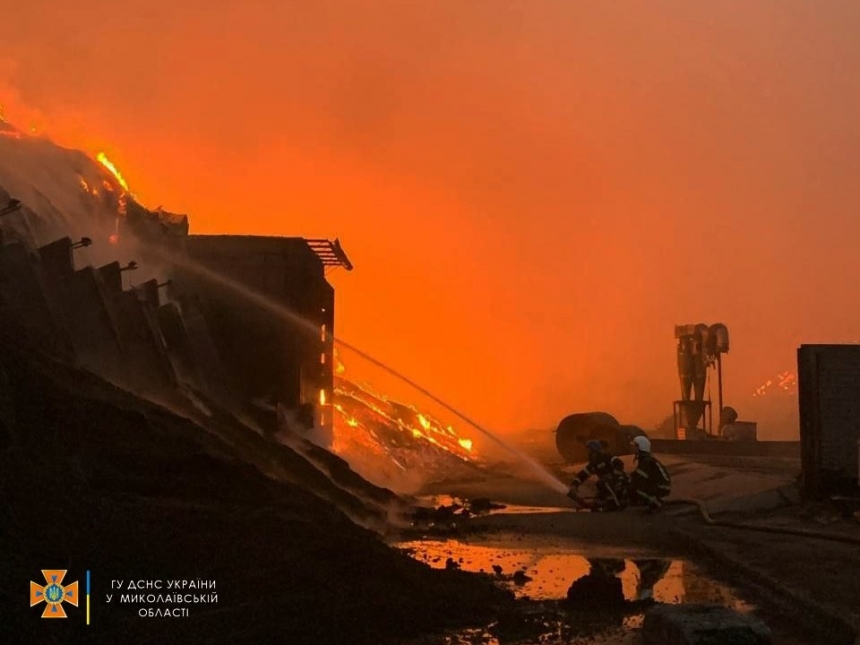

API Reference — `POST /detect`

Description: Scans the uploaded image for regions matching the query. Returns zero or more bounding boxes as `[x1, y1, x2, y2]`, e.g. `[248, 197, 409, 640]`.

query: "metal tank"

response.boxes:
[555, 412, 647, 463]
[673, 322, 730, 438]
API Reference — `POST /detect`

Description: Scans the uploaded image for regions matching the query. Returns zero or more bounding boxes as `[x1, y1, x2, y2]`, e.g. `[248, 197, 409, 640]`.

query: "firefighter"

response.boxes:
[567, 440, 629, 511]
[629, 436, 671, 513]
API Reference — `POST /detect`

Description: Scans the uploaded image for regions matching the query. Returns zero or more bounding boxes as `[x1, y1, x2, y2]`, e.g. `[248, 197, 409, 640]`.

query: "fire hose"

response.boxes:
[665, 498, 860, 546]
[566, 489, 860, 545]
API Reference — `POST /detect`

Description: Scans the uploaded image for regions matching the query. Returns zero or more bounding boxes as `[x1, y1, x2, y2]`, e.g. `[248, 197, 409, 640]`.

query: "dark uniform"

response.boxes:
[629, 451, 671, 511]
[571, 450, 629, 511]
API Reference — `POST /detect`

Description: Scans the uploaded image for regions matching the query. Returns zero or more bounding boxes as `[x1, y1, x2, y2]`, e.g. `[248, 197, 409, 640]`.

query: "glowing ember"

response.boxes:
[108, 217, 120, 245]
[334, 349, 346, 374]
[753, 370, 797, 397]
[96, 152, 130, 191]
[330, 356, 479, 473]
[77, 176, 99, 197]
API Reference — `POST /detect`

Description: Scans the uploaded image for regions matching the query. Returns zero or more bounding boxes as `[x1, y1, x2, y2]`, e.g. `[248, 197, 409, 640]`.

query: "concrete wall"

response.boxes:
[110, 290, 177, 393]
[62, 266, 125, 380]
[157, 300, 234, 401]
[0, 241, 74, 357]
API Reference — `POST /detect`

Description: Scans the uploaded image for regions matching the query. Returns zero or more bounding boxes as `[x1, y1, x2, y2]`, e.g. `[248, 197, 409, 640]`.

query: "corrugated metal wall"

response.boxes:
[797, 344, 860, 498]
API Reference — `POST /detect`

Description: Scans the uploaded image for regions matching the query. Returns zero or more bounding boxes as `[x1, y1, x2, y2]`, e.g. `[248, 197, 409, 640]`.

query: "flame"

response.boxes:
[330, 356, 479, 473]
[319, 389, 327, 405]
[333, 348, 346, 374]
[753, 370, 797, 397]
[96, 152, 130, 192]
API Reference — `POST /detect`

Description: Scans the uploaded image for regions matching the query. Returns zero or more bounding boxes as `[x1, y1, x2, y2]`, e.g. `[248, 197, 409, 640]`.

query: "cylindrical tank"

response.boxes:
[691, 324, 709, 401]
[555, 413, 647, 463]
[709, 323, 730, 354]
[615, 425, 648, 455]
[677, 338, 694, 401]
[719, 406, 738, 428]
[555, 412, 618, 463]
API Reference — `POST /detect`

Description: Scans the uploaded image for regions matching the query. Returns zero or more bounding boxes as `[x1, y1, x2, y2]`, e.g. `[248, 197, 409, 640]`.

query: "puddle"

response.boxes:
[416, 495, 574, 516]
[396, 538, 754, 644]
[396, 538, 750, 608]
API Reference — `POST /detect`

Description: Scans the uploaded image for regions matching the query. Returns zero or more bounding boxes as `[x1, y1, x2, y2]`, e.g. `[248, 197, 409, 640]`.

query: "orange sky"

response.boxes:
[4, 2, 860, 438]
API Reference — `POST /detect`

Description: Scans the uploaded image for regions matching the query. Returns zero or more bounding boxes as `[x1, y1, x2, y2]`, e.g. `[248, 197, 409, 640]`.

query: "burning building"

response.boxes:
[174, 235, 353, 442]
[0, 119, 476, 486]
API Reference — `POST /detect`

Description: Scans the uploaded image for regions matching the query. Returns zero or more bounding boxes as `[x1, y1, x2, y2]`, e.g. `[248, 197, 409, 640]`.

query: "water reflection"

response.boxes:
[397, 540, 757, 644]
[396, 539, 752, 611]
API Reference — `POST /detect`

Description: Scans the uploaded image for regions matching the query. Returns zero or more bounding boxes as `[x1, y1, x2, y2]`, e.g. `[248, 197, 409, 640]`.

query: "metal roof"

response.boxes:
[305, 238, 353, 271]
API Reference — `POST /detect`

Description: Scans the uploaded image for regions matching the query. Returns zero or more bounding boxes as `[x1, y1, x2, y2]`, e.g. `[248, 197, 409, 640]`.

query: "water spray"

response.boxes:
[146, 243, 570, 496]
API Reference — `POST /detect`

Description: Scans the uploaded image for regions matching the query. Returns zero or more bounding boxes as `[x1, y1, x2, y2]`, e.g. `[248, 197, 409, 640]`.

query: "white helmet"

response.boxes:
[632, 436, 651, 453]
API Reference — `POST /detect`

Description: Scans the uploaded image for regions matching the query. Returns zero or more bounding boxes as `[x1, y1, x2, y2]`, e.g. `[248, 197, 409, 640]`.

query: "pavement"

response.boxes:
[421, 450, 860, 644]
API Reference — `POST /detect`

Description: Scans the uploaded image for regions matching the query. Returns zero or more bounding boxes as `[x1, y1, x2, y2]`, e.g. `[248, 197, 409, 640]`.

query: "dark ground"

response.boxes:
[0, 345, 511, 645]
[4, 343, 859, 645]
[418, 456, 860, 645]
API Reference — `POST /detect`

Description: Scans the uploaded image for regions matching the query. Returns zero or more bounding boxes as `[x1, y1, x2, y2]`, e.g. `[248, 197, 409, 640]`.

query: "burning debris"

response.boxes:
[0, 117, 186, 262]
[752, 370, 797, 397]
[329, 353, 485, 491]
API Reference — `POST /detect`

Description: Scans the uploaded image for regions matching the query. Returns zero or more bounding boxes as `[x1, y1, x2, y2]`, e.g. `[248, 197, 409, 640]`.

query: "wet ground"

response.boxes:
[401, 455, 858, 645]
[394, 532, 753, 644]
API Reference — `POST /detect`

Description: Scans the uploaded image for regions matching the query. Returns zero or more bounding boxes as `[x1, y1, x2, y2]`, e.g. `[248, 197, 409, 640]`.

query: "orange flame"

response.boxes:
[753, 370, 797, 397]
[96, 152, 129, 192]
[331, 359, 477, 465]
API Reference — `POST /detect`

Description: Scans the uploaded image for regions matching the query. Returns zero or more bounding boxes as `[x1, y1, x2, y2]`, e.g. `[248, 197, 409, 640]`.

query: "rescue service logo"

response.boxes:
[30, 570, 79, 618]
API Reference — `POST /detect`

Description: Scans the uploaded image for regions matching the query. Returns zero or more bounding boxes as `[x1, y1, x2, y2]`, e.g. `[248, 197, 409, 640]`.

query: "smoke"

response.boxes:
[275, 402, 332, 451]
[6, 3, 860, 438]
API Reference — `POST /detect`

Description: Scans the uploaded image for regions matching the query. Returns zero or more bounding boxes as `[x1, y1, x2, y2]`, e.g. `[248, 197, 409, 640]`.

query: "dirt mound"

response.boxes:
[0, 344, 510, 644]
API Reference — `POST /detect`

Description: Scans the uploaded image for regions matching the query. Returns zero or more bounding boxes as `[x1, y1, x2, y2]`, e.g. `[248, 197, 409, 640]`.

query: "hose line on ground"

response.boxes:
[665, 498, 860, 546]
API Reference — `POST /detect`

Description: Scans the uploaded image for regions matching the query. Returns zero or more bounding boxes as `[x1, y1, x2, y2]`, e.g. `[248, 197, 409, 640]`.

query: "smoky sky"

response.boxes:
[4, 1, 860, 437]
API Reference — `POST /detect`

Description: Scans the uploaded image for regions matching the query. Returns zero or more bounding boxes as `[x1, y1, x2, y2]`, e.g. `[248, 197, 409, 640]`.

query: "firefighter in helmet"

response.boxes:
[628, 436, 671, 513]
[567, 440, 629, 511]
